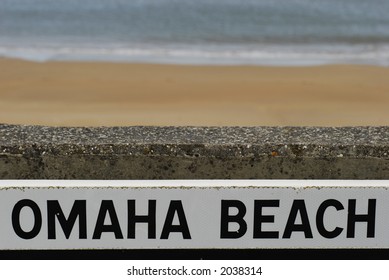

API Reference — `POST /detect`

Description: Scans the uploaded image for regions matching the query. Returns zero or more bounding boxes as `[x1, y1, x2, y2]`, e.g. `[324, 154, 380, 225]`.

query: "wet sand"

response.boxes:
[1, 58, 389, 127]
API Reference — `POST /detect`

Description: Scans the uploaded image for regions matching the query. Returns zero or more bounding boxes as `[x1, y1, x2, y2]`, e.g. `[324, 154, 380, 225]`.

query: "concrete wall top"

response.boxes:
[1, 124, 389, 179]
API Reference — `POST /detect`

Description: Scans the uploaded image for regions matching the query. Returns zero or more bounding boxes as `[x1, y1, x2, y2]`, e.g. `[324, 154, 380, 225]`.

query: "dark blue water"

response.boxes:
[1, 0, 389, 65]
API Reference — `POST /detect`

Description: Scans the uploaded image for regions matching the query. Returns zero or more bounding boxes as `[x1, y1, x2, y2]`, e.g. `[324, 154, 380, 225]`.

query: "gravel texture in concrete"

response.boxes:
[1, 124, 389, 179]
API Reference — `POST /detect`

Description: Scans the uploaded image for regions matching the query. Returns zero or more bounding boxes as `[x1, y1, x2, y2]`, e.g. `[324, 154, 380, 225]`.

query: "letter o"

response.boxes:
[12, 199, 42, 239]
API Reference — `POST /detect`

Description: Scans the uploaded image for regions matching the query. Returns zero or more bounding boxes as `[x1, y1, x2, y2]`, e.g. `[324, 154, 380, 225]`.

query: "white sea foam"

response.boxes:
[1, 44, 389, 66]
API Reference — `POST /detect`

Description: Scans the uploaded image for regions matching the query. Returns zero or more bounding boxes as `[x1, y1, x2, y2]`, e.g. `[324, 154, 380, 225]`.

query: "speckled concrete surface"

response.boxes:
[1, 124, 389, 179]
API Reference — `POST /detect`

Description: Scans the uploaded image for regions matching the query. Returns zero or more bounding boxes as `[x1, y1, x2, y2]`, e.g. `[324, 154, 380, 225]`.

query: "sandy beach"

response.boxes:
[1, 58, 389, 127]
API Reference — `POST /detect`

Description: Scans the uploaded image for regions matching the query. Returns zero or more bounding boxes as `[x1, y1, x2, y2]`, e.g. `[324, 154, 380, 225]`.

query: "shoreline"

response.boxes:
[2, 43, 389, 67]
[1, 55, 388, 68]
[1, 57, 389, 127]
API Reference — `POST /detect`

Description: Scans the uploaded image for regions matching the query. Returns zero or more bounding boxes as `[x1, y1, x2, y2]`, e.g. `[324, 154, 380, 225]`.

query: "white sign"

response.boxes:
[0, 180, 388, 249]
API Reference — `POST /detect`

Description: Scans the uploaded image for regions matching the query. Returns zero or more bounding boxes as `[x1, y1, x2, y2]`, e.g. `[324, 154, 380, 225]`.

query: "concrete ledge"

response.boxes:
[1, 124, 389, 179]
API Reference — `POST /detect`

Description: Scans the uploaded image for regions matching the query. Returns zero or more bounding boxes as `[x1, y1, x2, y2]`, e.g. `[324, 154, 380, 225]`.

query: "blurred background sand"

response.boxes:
[1, 58, 389, 127]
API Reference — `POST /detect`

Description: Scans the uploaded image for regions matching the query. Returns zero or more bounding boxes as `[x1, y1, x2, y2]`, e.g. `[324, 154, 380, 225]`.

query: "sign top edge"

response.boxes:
[1, 179, 389, 188]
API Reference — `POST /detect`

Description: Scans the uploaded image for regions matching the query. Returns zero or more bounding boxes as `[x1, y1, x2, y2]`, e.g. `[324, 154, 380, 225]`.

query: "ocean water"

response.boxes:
[1, 0, 389, 65]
